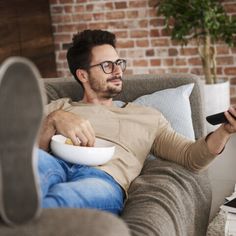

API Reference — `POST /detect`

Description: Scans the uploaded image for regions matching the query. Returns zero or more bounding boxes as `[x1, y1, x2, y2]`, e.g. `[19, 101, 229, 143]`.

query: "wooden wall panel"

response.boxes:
[0, 1, 21, 60]
[0, 0, 57, 77]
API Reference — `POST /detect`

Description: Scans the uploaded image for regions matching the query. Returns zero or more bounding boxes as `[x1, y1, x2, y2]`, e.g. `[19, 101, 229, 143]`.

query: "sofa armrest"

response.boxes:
[0, 209, 131, 236]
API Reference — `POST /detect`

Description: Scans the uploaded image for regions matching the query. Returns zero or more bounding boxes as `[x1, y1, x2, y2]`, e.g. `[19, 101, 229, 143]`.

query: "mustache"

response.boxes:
[106, 76, 123, 82]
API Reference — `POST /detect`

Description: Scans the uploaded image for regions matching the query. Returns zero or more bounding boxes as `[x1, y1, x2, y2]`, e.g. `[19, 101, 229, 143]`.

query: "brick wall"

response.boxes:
[49, 0, 236, 103]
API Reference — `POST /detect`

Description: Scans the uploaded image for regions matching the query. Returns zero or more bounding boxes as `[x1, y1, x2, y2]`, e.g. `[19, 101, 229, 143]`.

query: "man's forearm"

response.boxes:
[206, 125, 231, 155]
[39, 113, 57, 151]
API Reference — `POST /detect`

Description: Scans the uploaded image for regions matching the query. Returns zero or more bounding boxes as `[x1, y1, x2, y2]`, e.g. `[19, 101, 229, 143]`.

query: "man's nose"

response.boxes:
[112, 63, 123, 76]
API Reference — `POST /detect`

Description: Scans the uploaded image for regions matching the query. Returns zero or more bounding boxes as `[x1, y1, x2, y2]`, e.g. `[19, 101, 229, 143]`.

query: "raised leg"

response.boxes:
[0, 57, 45, 225]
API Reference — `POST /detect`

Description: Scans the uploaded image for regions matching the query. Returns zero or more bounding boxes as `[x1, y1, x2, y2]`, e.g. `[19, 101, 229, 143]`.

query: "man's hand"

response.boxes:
[206, 106, 236, 155]
[39, 110, 95, 151]
[223, 106, 236, 134]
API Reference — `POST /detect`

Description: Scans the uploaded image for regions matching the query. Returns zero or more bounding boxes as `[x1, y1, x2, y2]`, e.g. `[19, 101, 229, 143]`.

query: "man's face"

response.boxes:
[87, 44, 124, 99]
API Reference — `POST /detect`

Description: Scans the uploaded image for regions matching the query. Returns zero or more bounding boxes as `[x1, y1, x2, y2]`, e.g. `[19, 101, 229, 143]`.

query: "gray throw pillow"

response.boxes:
[133, 83, 195, 140]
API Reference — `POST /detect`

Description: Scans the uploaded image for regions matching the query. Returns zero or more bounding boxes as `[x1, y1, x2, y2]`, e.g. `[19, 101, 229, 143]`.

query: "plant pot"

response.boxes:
[203, 79, 230, 132]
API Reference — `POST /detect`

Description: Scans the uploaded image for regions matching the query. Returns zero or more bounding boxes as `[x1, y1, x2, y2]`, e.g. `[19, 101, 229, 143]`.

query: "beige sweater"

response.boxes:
[46, 98, 216, 193]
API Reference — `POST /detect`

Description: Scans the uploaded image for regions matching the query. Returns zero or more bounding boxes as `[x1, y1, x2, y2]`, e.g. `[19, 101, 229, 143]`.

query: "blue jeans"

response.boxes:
[37, 149, 124, 215]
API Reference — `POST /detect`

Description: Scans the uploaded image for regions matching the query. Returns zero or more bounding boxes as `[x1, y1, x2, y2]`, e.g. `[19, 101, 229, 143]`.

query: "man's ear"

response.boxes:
[76, 69, 88, 84]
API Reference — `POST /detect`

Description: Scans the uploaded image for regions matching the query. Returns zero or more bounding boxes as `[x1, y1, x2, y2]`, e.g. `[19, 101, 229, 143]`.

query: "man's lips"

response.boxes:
[107, 77, 122, 83]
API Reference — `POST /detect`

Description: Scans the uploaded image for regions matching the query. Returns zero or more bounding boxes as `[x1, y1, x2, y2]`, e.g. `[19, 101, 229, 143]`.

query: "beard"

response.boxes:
[89, 75, 123, 99]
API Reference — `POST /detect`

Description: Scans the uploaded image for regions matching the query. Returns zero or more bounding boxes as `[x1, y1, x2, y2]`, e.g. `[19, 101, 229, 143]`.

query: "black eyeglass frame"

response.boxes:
[88, 59, 127, 74]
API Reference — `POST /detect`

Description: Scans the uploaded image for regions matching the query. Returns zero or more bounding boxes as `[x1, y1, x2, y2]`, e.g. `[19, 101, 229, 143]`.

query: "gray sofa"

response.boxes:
[0, 73, 211, 236]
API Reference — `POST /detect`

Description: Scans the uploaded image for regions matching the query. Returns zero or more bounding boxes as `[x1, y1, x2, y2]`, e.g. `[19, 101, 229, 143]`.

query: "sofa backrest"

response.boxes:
[43, 73, 206, 140]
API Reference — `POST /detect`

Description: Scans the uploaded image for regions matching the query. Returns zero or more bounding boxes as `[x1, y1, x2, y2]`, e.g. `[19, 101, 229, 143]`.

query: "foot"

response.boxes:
[0, 57, 45, 225]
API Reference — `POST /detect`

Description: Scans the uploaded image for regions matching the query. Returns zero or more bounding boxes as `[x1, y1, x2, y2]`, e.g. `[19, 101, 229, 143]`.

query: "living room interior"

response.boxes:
[0, 0, 236, 235]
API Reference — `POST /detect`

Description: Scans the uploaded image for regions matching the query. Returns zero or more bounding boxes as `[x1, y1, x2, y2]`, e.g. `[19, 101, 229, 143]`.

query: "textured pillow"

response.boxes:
[133, 83, 195, 140]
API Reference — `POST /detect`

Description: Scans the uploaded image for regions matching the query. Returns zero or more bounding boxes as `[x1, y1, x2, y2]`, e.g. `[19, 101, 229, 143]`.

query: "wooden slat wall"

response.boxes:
[0, 0, 57, 77]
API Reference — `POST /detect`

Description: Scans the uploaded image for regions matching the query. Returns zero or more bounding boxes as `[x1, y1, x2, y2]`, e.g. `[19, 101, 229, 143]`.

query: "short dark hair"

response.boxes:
[67, 29, 116, 85]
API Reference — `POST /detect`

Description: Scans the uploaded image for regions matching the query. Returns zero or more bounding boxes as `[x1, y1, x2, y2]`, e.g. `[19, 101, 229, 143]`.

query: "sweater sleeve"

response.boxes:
[44, 98, 72, 116]
[151, 113, 217, 172]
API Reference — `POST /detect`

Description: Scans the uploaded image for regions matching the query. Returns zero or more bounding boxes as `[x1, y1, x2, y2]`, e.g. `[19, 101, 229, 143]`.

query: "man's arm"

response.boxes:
[39, 110, 95, 151]
[206, 106, 236, 155]
[151, 107, 236, 172]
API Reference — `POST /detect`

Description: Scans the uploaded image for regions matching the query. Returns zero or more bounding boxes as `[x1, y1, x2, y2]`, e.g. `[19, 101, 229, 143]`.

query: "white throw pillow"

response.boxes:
[133, 83, 195, 140]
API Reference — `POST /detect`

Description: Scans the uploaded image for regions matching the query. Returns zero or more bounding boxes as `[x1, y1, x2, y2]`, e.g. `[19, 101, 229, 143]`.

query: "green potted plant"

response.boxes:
[152, 0, 236, 130]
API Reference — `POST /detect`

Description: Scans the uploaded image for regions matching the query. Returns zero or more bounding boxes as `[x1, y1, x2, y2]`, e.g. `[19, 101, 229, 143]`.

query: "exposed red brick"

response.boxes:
[230, 78, 236, 85]
[115, 2, 127, 9]
[51, 6, 63, 14]
[163, 58, 174, 66]
[129, 1, 146, 8]
[160, 28, 171, 37]
[105, 2, 114, 10]
[175, 58, 187, 66]
[57, 24, 78, 33]
[150, 29, 159, 37]
[63, 5, 75, 14]
[126, 10, 138, 18]
[177, 68, 189, 73]
[130, 30, 148, 38]
[106, 11, 125, 20]
[148, 0, 158, 7]
[115, 31, 128, 38]
[190, 68, 203, 75]
[88, 22, 109, 29]
[216, 56, 234, 65]
[136, 39, 149, 47]
[149, 68, 166, 74]
[180, 48, 198, 56]
[230, 96, 236, 105]
[54, 34, 71, 43]
[149, 19, 157, 27]
[148, 8, 157, 17]
[217, 67, 223, 75]
[59, 0, 73, 3]
[146, 49, 154, 57]
[138, 20, 148, 28]
[231, 48, 236, 53]
[72, 13, 92, 22]
[168, 48, 178, 56]
[86, 4, 93, 11]
[216, 46, 230, 55]
[151, 38, 170, 47]
[223, 3, 236, 13]
[93, 13, 105, 21]
[188, 57, 202, 66]
[133, 60, 148, 67]
[58, 51, 67, 60]
[49, 0, 58, 4]
[116, 40, 135, 48]
[74, 5, 85, 12]
[75, 0, 87, 3]
[225, 67, 236, 75]
[150, 59, 161, 66]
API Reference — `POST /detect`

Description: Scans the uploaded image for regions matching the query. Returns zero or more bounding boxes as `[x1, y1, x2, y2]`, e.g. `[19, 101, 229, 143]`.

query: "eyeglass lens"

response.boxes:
[102, 60, 126, 74]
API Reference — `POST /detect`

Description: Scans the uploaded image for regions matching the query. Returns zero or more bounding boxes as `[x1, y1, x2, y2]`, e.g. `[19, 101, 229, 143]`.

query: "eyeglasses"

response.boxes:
[89, 59, 127, 74]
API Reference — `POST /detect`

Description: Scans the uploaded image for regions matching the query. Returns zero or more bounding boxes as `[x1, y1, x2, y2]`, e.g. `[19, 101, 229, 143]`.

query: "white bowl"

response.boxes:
[50, 135, 115, 166]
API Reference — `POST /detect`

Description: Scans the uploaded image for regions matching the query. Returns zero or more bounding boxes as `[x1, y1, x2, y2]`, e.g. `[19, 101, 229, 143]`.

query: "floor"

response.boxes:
[208, 134, 236, 221]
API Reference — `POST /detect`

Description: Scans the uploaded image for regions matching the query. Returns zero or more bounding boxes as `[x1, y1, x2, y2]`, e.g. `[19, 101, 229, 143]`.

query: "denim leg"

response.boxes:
[37, 149, 67, 199]
[43, 165, 125, 215]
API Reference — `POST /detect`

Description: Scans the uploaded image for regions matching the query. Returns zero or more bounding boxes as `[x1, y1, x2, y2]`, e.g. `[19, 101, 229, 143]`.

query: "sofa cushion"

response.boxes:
[132, 83, 195, 140]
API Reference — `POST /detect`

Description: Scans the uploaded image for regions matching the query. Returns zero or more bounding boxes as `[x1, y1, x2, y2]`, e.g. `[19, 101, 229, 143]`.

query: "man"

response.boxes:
[0, 29, 235, 226]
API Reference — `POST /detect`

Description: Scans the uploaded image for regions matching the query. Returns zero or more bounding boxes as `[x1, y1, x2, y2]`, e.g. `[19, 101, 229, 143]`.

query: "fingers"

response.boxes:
[75, 123, 95, 147]
[69, 120, 95, 147]
[224, 106, 236, 133]
[52, 110, 95, 147]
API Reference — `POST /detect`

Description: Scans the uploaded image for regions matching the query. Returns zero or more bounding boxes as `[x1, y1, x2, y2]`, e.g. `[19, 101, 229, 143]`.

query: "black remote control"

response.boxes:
[206, 111, 235, 125]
